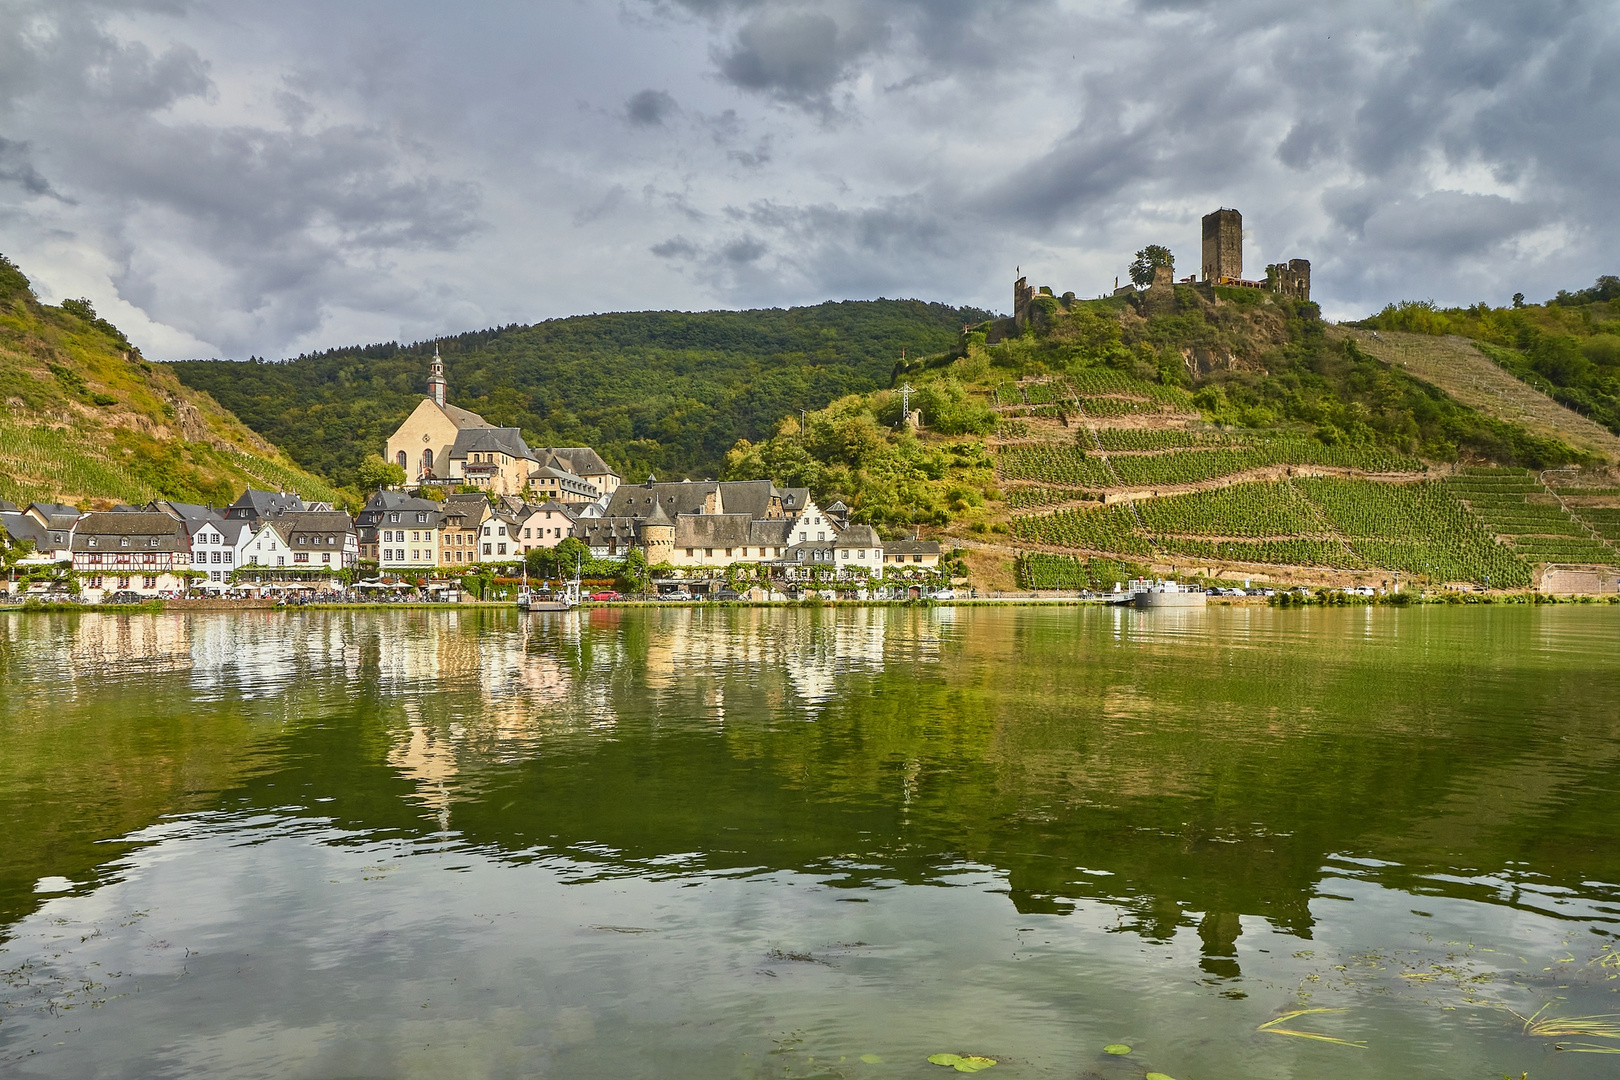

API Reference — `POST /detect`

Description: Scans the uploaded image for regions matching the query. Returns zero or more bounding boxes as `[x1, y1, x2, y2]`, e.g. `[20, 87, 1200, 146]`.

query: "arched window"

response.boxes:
[396, 450, 407, 469]
[422, 448, 434, 472]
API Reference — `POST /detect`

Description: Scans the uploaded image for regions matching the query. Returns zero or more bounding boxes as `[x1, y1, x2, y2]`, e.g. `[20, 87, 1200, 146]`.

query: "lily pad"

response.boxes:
[1146, 1074, 1178, 1080]
[927, 1053, 997, 1072]
[1103, 1044, 1132, 1055]
[861, 1054, 885, 1064]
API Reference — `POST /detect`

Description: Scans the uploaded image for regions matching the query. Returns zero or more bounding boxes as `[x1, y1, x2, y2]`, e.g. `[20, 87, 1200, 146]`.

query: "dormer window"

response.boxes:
[150, 538, 159, 547]
[88, 537, 98, 548]
[120, 537, 129, 547]
[417, 513, 427, 523]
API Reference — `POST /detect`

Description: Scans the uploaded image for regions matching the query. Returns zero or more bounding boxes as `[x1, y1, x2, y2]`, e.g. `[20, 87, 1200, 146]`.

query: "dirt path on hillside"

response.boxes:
[1341, 328, 1620, 463]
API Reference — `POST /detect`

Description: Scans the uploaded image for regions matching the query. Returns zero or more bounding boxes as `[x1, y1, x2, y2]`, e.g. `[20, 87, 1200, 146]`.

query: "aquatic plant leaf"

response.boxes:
[861, 1053, 885, 1063]
[1103, 1044, 1131, 1055]
[1555, 1043, 1620, 1054]
[953, 1056, 997, 1073]
[1261, 1028, 1368, 1048]
[1145, 1073, 1179, 1080]
[929, 1053, 964, 1067]
[1257, 1007, 1345, 1030]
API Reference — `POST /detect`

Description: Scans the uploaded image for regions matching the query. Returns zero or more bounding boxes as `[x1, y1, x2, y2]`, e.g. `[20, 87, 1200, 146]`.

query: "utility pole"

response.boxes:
[901, 383, 914, 419]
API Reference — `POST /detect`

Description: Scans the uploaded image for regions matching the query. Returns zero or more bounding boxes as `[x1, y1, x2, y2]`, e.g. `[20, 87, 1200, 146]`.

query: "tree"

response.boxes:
[357, 453, 405, 489]
[618, 548, 649, 596]
[1129, 245, 1175, 287]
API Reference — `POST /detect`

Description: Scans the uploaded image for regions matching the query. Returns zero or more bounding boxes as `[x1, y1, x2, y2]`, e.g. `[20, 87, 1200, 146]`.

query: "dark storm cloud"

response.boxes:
[626, 89, 679, 126]
[1, 0, 1617, 356]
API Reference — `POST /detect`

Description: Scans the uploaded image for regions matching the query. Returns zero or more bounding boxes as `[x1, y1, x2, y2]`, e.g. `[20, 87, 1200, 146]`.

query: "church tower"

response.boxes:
[427, 346, 447, 408]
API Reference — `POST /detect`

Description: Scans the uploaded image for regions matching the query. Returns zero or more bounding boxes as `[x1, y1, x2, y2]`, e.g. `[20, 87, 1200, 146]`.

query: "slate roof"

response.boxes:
[277, 511, 356, 539]
[448, 426, 535, 461]
[778, 487, 812, 513]
[673, 514, 755, 549]
[0, 513, 49, 550]
[224, 489, 307, 520]
[536, 447, 618, 479]
[833, 524, 881, 548]
[606, 481, 720, 519]
[747, 519, 793, 546]
[440, 402, 492, 429]
[71, 512, 187, 551]
[883, 539, 941, 555]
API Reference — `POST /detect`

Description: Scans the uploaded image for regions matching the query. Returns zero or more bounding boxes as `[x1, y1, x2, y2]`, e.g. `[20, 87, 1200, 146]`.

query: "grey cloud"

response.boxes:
[1360, 191, 1544, 257]
[626, 89, 679, 126]
[721, 236, 767, 263]
[714, 6, 889, 112]
[652, 236, 700, 258]
[0, 138, 64, 199]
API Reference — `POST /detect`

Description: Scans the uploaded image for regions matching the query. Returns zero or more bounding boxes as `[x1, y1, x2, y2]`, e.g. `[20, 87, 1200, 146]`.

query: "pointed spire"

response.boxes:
[427, 344, 447, 408]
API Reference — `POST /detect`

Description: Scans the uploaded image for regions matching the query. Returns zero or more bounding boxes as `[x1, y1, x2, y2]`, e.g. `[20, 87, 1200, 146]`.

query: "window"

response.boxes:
[120, 538, 129, 547]
[423, 448, 433, 471]
[397, 451, 407, 469]
[417, 513, 427, 523]
[482, 543, 492, 555]
[913, 555, 923, 563]
[497, 525, 505, 536]
[817, 532, 825, 541]
[118, 576, 131, 589]
[224, 552, 232, 564]
[497, 543, 506, 555]
[858, 550, 866, 559]
[294, 552, 309, 563]
[276, 557, 285, 567]
[88, 537, 98, 548]
[212, 551, 221, 564]
[705, 548, 713, 557]
[411, 550, 419, 560]
[143, 575, 157, 589]
[390, 513, 400, 523]
[842, 549, 849, 560]
[686, 548, 694, 556]
[90, 575, 102, 588]
[483, 526, 491, 536]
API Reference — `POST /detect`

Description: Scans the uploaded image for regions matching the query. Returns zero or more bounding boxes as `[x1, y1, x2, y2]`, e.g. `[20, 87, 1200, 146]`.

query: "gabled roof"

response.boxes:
[883, 539, 941, 554]
[147, 500, 225, 535]
[0, 513, 49, 549]
[74, 512, 187, 536]
[439, 401, 492, 429]
[277, 511, 356, 536]
[714, 480, 780, 520]
[673, 513, 754, 548]
[224, 489, 306, 519]
[448, 426, 535, 462]
[748, 518, 793, 546]
[778, 487, 812, 513]
[833, 524, 880, 547]
[537, 447, 618, 478]
[606, 481, 720, 520]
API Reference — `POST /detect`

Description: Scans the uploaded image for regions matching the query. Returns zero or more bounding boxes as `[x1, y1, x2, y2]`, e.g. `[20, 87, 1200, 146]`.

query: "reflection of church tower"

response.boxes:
[639, 498, 675, 565]
[427, 346, 447, 408]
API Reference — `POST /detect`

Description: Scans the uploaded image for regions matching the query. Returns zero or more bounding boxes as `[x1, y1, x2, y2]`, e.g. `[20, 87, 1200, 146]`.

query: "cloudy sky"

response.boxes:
[1, 0, 1615, 359]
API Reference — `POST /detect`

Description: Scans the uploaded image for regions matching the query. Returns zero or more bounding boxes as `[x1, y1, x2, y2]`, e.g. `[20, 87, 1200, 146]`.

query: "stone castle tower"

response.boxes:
[427, 346, 447, 408]
[639, 498, 675, 565]
[1201, 208, 1242, 283]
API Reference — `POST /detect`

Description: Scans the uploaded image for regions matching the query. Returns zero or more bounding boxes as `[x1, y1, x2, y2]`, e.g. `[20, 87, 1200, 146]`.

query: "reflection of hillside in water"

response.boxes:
[6, 606, 1620, 989]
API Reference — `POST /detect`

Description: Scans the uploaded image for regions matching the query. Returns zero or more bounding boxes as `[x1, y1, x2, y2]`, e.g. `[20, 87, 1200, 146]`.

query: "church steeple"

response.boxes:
[427, 345, 447, 408]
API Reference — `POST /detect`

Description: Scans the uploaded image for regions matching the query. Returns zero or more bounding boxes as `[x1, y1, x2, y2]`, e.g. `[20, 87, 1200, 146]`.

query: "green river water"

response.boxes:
[1, 605, 1618, 1078]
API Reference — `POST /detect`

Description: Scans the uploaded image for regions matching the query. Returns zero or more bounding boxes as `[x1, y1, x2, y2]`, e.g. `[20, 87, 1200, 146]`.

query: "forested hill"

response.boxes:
[170, 300, 989, 488]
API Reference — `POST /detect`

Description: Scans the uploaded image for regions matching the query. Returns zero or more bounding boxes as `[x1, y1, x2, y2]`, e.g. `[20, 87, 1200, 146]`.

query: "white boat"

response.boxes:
[1132, 579, 1207, 609]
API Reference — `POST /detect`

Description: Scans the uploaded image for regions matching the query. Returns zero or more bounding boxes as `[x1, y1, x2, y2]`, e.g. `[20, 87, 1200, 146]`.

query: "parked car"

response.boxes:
[931, 588, 956, 600]
[711, 588, 742, 601]
[589, 590, 621, 601]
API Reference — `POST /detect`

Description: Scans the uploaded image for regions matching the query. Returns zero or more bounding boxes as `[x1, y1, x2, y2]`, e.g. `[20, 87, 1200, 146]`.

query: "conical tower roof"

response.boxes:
[643, 499, 672, 526]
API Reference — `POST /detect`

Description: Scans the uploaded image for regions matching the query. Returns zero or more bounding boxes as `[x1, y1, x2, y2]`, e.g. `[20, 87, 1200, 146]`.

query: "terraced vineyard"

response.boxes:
[1007, 486, 1094, 509]
[1009, 474, 1545, 585]
[999, 431, 1425, 492]
[1015, 552, 1150, 590]
[1446, 469, 1618, 567]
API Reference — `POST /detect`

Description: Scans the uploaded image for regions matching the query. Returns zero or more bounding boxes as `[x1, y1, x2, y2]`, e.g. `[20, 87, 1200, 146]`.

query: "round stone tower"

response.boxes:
[639, 498, 675, 565]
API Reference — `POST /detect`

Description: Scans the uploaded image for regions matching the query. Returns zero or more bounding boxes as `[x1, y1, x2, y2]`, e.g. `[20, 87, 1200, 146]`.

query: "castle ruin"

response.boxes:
[1201, 208, 1243, 284]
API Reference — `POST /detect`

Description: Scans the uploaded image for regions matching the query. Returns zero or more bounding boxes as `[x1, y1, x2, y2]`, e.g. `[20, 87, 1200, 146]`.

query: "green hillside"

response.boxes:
[170, 300, 988, 488]
[1361, 279, 1620, 436]
[0, 254, 344, 511]
[724, 282, 1618, 587]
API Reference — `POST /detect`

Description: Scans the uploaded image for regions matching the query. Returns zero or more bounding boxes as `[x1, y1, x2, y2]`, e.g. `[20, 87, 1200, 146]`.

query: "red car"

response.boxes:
[589, 590, 622, 602]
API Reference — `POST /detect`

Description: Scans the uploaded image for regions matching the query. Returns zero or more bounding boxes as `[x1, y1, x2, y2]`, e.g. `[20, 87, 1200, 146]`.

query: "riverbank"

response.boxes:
[3, 593, 1617, 615]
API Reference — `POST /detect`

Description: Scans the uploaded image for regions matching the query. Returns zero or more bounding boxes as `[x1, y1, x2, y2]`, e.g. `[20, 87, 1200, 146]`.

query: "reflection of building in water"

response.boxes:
[632, 607, 942, 713]
[69, 613, 193, 682]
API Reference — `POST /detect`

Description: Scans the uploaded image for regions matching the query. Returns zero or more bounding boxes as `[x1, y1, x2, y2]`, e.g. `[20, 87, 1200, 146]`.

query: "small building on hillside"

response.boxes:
[882, 539, 942, 570]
